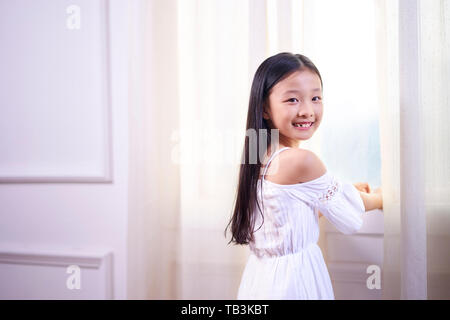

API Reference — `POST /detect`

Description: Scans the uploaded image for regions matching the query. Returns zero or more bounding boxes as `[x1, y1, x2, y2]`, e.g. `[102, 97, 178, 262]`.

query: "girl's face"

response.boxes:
[263, 69, 323, 148]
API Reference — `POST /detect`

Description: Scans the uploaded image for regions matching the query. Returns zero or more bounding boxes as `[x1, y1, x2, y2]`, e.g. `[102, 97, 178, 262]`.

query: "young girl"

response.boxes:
[226, 52, 383, 300]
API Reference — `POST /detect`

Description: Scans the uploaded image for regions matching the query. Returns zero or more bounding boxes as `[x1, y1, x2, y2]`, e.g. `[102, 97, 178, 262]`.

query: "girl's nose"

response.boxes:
[298, 102, 314, 117]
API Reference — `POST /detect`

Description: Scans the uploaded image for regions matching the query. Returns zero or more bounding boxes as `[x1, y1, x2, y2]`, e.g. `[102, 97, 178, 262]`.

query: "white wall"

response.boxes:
[0, 0, 129, 299]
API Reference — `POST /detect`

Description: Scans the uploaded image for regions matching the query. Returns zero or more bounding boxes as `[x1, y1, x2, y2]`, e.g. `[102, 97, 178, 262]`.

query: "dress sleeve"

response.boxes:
[301, 172, 365, 234]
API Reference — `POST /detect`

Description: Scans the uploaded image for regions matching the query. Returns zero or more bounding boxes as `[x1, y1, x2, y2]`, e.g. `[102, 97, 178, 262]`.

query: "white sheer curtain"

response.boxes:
[128, 0, 388, 299]
[175, 0, 251, 299]
[376, 0, 450, 299]
[128, 0, 256, 299]
[128, 0, 181, 299]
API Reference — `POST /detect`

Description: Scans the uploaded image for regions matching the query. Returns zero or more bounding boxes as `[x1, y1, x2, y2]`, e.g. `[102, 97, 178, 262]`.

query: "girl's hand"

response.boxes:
[373, 187, 382, 195]
[353, 182, 371, 193]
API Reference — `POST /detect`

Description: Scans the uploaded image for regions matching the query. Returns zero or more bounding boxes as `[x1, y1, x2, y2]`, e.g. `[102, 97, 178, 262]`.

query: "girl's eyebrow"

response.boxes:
[283, 88, 321, 95]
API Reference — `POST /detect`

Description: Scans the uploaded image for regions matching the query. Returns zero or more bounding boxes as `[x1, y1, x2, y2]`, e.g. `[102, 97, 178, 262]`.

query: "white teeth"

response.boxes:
[294, 122, 312, 127]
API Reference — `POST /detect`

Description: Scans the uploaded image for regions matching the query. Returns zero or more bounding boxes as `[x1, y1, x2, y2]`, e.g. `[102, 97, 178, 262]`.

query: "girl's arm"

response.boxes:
[318, 188, 383, 218]
[354, 183, 383, 212]
[359, 189, 383, 211]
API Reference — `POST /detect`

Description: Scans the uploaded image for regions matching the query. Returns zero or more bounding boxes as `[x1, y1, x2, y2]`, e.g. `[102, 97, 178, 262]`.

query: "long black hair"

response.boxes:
[225, 52, 323, 245]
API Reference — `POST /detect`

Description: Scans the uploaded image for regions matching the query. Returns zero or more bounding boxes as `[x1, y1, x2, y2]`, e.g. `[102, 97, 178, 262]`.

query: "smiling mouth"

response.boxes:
[293, 122, 314, 128]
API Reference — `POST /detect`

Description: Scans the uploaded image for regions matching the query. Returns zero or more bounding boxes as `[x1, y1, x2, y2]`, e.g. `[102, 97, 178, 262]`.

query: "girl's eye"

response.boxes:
[312, 96, 322, 102]
[287, 98, 298, 103]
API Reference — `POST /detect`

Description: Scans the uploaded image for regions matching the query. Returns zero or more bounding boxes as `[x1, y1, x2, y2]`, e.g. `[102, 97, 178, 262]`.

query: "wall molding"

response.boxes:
[0, 243, 114, 299]
[327, 261, 378, 284]
[0, 246, 112, 269]
[0, 0, 113, 184]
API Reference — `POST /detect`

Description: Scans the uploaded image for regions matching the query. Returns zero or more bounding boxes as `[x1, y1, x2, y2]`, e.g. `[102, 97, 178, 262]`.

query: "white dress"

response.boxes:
[237, 147, 365, 300]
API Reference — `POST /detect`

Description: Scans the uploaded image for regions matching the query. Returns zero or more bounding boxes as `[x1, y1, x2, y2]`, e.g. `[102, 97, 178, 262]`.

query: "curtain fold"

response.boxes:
[176, 0, 251, 299]
[128, 0, 181, 299]
[376, 0, 450, 299]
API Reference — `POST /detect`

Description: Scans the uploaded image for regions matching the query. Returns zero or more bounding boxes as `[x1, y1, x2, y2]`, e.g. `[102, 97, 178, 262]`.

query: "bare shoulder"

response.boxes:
[264, 148, 327, 184]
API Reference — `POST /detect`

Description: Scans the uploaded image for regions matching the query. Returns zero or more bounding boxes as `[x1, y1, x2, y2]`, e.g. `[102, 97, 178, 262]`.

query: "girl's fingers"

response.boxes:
[354, 182, 371, 193]
[374, 187, 382, 194]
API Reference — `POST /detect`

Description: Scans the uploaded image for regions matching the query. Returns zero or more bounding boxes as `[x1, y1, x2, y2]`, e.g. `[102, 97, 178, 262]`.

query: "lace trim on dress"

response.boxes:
[317, 179, 340, 204]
